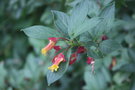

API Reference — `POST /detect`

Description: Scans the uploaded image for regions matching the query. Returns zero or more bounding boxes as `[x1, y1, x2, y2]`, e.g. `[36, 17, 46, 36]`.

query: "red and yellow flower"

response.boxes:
[41, 37, 58, 55]
[48, 53, 66, 72]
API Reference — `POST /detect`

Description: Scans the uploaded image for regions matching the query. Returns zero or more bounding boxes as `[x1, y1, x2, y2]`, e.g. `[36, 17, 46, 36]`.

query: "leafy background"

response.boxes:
[0, 0, 135, 90]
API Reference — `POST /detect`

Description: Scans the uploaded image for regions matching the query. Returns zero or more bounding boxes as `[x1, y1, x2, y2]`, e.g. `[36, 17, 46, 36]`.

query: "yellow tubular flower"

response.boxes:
[41, 37, 58, 55]
[48, 53, 66, 72]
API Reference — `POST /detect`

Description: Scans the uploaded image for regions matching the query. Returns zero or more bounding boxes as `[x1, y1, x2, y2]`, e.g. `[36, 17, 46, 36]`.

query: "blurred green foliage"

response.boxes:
[0, 0, 135, 90]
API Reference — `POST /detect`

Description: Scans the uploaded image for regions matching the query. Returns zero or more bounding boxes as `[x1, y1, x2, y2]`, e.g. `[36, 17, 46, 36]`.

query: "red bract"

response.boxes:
[69, 52, 77, 65]
[77, 46, 86, 54]
[48, 37, 59, 42]
[102, 35, 108, 40]
[87, 57, 95, 73]
[69, 46, 86, 65]
[53, 46, 61, 53]
[86, 57, 94, 64]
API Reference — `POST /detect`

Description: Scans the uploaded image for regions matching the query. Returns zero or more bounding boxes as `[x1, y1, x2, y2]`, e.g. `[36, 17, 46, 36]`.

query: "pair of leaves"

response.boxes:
[89, 2, 115, 38]
[68, 0, 102, 39]
[68, 0, 89, 36]
[53, 0, 101, 39]
[22, 0, 102, 40]
[22, 9, 69, 39]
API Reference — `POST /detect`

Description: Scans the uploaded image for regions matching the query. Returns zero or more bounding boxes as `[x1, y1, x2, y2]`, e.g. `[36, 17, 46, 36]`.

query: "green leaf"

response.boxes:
[87, 0, 100, 17]
[89, 19, 107, 39]
[22, 25, 60, 39]
[68, 0, 89, 37]
[83, 66, 110, 90]
[79, 32, 92, 42]
[120, 64, 135, 72]
[112, 59, 127, 71]
[52, 10, 69, 37]
[71, 17, 102, 39]
[113, 72, 130, 85]
[102, 67, 111, 82]
[131, 77, 135, 90]
[46, 49, 71, 86]
[0, 62, 7, 88]
[90, 3, 115, 38]
[100, 0, 113, 6]
[125, 34, 135, 44]
[99, 39, 121, 54]
[100, 3, 115, 31]
[87, 46, 103, 59]
[128, 48, 135, 62]
[40, 10, 53, 25]
[100, 3, 115, 21]
[85, 42, 103, 59]
[68, 0, 82, 7]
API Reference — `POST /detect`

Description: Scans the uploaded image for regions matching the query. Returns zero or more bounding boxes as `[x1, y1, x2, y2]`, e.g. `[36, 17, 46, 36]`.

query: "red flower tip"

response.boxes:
[77, 46, 86, 54]
[102, 35, 108, 41]
[53, 46, 61, 53]
[69, 53, 77, 65]
[86, 57, 94, 64]
[48, 37, 59, 42]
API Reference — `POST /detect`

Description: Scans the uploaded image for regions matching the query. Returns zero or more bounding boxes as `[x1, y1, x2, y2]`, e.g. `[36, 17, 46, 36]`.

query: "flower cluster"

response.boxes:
[41, 37, 95, 72]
